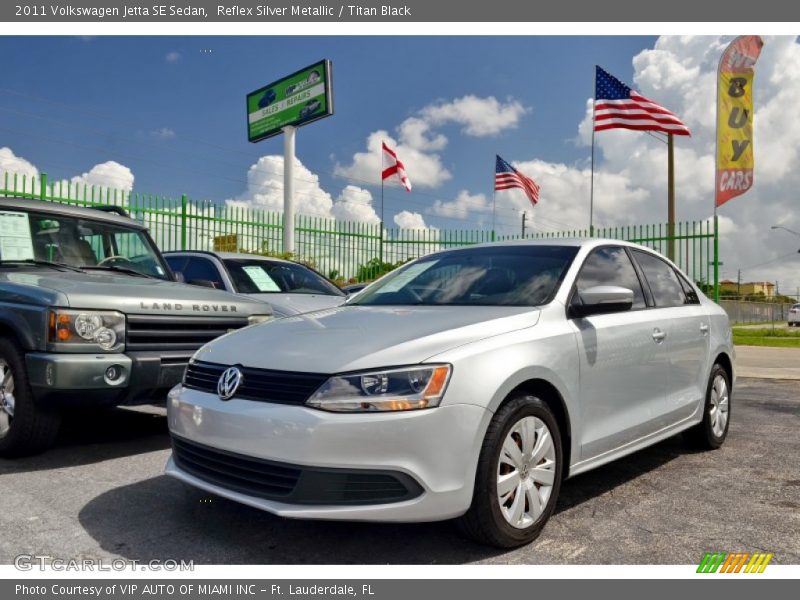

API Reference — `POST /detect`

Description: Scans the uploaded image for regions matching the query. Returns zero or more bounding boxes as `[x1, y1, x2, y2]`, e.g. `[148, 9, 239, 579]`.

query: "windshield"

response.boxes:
[0, 208, 170, 280]
[225, 259, 345, 296]
[351, 245, 579, 307]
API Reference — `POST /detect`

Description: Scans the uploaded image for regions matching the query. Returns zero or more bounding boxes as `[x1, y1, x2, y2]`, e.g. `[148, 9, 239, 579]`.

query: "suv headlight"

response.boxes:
[306, 364, 451, 412]
[248, 314, 273, 325]
[48, 309, 125, 352]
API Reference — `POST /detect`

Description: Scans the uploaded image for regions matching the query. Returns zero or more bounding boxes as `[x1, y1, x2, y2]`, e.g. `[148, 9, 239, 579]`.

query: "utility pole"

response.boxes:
[737, 269, 741, 298]
[521, 212, 527, 238]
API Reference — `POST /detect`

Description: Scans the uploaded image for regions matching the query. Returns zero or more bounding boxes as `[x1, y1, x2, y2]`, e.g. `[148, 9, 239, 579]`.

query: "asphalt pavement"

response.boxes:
[1, 378, 798, 565]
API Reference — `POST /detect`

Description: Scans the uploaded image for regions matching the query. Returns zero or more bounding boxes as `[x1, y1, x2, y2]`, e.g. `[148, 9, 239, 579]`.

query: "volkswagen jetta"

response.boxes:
[165, 239, 734, 547]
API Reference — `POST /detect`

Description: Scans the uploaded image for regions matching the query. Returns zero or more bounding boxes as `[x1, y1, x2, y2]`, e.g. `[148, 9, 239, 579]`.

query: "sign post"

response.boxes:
[246, 59, 333, 254]
[283, 125, 296, 254]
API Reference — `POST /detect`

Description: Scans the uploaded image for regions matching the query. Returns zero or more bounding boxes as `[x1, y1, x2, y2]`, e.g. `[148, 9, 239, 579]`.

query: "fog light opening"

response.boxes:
[103, 365, 125, 385]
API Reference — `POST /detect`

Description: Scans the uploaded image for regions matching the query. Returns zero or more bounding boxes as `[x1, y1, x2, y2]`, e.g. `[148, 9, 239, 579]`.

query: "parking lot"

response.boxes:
[0, 377, 797, 565]
[0, 379, 800, 564]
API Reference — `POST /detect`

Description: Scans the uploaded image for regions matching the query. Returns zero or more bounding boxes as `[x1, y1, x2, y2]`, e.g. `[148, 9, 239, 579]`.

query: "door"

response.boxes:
[630, 250, 710, 425]
[570, 246, 670, 460]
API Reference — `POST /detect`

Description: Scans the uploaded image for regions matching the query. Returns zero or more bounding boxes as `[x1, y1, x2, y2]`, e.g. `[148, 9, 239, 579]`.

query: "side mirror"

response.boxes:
[570, 286, 634, 318]
[173, 271, 186, 283]
[188, 279, 218, 289]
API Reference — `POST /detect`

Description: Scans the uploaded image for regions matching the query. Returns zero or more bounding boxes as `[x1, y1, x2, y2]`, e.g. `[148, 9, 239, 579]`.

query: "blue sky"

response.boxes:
[3, 35, 799, 291]
[0, 35, 654, 227]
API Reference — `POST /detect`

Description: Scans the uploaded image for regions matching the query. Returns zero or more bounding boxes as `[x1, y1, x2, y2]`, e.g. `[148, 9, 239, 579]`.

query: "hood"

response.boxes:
[242, 292, 346, 316]
[0, 270, 270, 317]
[194, 305, 540, 373]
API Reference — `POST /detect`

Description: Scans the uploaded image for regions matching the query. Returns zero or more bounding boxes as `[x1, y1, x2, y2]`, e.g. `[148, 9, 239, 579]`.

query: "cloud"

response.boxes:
[150, 127, 176, 140]
[420, 95, 528, 137]
[393, 210, 433, 230]
[227, 155, 334, 218]
[336, 94, 527, 190]
[539, 36, 800, 289]
[331, 185, 381, 224]
[431, 190, 492, 221]
[228, 156, 383, 227]
[165, 51, 181, 63]
[334, 130, 452, 189]
[69, 161, 135, 192]
[0, 147, 39, 179]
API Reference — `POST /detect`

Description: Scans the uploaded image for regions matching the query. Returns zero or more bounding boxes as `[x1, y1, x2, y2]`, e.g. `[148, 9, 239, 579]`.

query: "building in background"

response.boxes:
[719, 280, 776, 298]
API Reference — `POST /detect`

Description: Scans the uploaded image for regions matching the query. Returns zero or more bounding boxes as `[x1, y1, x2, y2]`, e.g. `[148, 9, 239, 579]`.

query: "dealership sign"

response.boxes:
[715, 36, 763, 208]
[246, 59, 333, 142]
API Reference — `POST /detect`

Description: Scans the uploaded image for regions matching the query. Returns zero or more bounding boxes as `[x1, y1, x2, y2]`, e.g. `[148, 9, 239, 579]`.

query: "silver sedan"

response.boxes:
[165, 239, 734, 548]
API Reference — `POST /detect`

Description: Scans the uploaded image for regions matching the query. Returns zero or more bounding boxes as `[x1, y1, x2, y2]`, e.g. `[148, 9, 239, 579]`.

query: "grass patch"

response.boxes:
[733, 326, 800, 348]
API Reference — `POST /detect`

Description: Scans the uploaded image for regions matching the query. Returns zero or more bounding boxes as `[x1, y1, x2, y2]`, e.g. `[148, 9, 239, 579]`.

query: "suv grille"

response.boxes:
[183, 361, 328, 404]
[171, 436, 423, 505]
[126, 315, 248, 352]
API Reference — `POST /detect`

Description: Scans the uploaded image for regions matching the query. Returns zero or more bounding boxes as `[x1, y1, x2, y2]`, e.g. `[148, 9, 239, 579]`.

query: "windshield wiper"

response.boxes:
[82, 265, 159, 279]
[0, 259, 86, 273]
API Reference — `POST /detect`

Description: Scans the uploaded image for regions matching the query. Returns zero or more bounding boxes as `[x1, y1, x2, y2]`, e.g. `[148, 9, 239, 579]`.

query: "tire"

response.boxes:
[684, 363, 731, 450]
[0, 337, 61, 457]
[458, 393, 563, 548]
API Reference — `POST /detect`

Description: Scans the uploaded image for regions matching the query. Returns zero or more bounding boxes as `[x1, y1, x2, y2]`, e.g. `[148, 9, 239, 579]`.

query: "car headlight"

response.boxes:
[306, 364, 452, 412]
[248, 314, 273, 325]
[48, 309, 125, 352]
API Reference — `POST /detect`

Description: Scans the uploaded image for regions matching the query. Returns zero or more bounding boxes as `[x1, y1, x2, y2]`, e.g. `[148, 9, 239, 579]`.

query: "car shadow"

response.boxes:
[556, 433, 696, 515]
[77, 432, 695, 564]
[0, 406, 170, 475]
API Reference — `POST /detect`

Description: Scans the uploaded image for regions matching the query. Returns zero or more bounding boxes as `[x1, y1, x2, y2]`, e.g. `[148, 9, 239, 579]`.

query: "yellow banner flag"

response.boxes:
[716, 36, 764, 207]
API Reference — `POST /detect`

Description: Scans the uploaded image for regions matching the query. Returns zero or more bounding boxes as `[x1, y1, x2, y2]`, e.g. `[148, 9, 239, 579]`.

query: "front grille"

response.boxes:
[172, 436, 423, 505]
[183, 361, 328, 405]
[126, 315, 248, 352]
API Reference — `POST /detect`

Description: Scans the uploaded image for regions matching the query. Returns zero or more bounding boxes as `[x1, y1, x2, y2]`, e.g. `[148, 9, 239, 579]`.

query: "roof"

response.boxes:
[0, 197, 146, 230]
[163, 250, 294, 264]
[453, 237, 658, 252]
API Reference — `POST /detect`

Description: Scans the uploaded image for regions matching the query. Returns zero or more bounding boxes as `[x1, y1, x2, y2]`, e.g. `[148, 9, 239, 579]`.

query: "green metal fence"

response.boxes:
[0, 171, 719, 296]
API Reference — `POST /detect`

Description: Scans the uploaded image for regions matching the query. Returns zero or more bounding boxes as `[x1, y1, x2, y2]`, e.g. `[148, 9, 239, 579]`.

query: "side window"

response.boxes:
[574, 246, 646, 309]
[164, 255, 187, 276]
[631, 250, 687, 308]
[676, 271, 700, 305]
[182, 257, 224, 289]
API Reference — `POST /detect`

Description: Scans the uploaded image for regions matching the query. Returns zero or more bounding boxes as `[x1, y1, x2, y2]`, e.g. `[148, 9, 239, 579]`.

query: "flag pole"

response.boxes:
[667, 133, 676, 261]
[589, 65, 597, 237]
[380, 142, 385, 264]
[491, 156, 497, 242]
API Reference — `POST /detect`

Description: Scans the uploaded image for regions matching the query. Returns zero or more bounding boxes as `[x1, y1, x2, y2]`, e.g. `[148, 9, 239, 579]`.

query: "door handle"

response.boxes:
[652, 329, 667, 343]
[700, 323, 710, 335]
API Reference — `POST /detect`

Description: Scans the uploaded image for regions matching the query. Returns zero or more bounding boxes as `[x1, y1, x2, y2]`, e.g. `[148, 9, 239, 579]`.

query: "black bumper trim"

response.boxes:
[171, 434, 424, 506]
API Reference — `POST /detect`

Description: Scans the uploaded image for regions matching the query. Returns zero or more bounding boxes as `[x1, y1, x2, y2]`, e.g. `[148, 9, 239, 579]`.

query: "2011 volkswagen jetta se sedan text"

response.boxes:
[165, 239, 734, 547]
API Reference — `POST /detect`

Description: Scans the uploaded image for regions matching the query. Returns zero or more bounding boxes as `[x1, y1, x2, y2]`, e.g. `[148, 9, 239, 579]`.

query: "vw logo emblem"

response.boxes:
[217, 367, 243, 400]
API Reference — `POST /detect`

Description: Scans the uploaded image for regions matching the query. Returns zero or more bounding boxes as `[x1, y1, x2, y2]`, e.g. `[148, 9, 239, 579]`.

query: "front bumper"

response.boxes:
[27, 351, 190, 406]
[166, 385, 491, 522]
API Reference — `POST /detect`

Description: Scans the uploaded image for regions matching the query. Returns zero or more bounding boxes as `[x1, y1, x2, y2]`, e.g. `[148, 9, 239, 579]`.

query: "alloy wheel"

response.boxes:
[709, 374, 729, 438]
[496, 416, 556, 529]
[0, 359, 15, 439]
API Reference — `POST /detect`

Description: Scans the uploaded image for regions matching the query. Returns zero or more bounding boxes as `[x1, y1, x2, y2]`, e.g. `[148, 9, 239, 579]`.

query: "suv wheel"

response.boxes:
[458, 394, 563, 548]
[685, 363, 731, 450]
[0, 338, 61, 457]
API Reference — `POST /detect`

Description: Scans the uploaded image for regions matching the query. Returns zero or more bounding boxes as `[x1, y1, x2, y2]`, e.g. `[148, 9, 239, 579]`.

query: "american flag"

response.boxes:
[594, 66, 690, 136]
[495, 155, 539, 206]
[381, 142, 412, 192]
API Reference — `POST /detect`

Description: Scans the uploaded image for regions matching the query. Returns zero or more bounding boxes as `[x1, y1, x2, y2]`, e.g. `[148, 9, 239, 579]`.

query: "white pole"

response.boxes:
[282, 125, 296, 254]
